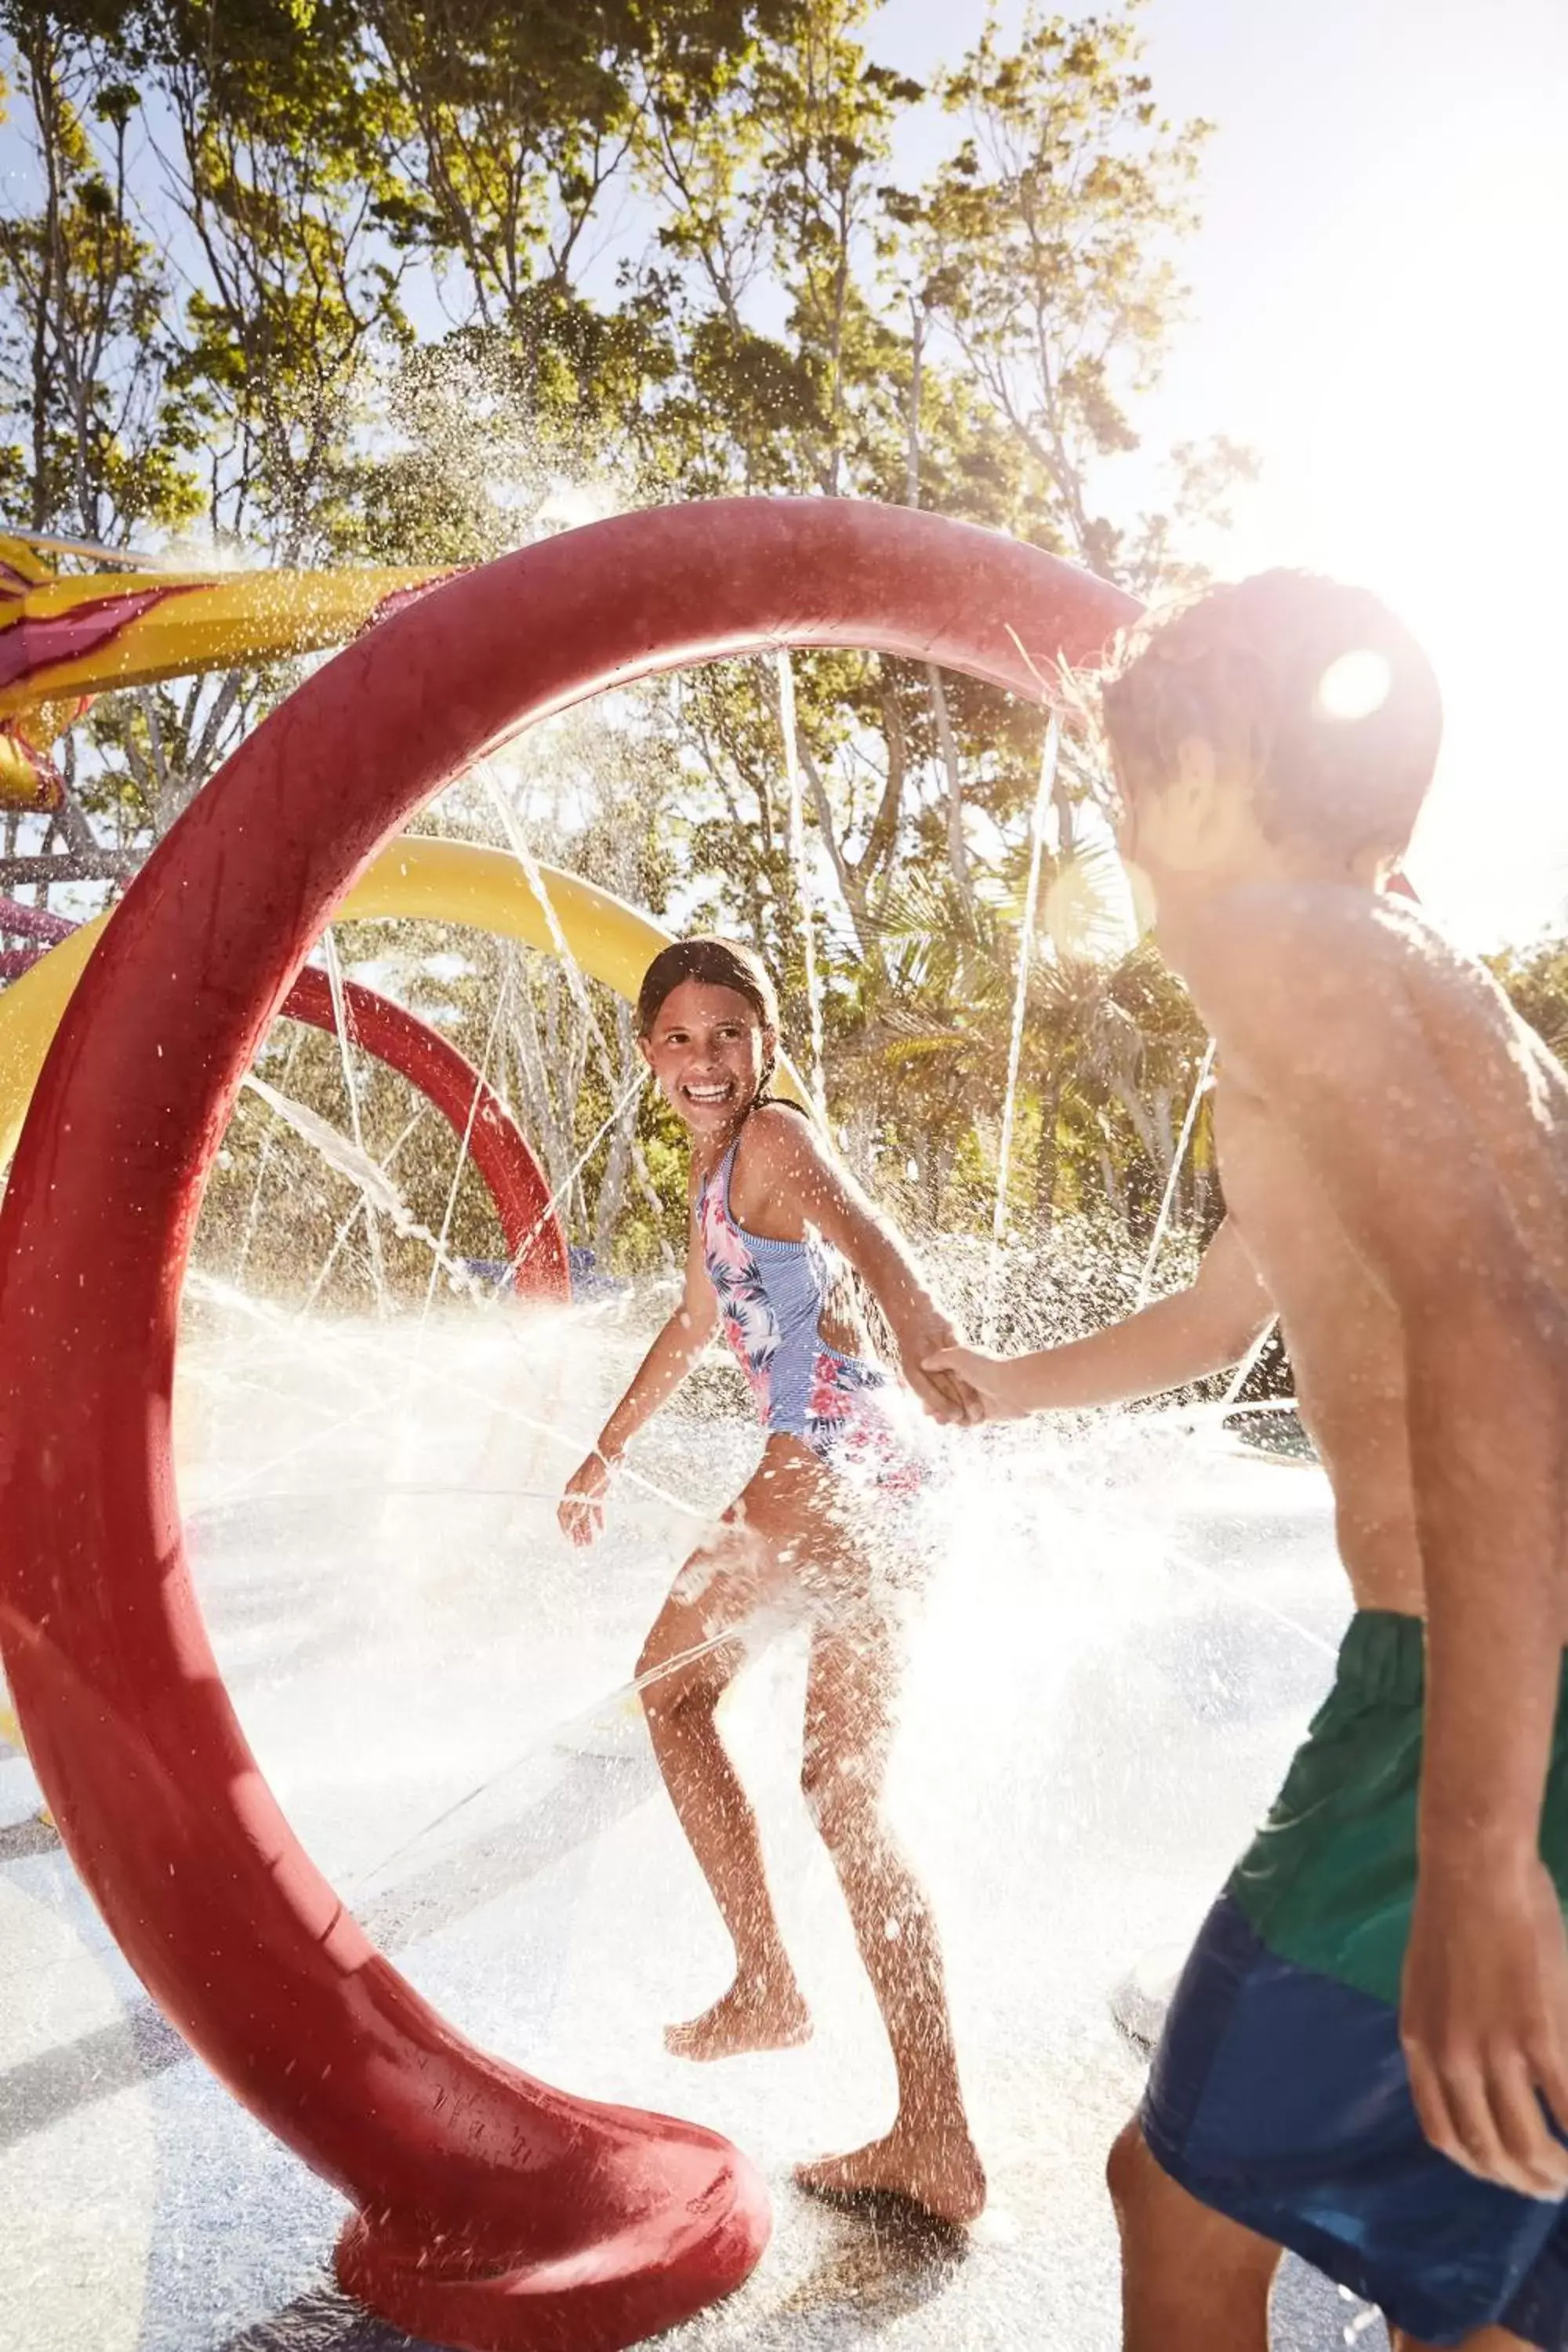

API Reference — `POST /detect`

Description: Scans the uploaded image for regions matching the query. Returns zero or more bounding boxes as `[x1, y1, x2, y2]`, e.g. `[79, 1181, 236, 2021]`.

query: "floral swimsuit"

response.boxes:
[697, 1133, 928, 1498]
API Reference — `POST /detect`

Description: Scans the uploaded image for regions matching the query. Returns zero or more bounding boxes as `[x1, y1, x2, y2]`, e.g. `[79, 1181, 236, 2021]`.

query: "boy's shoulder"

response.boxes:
[1185, 881, 1437, 1007]
[1185, 884, 1479, 1098]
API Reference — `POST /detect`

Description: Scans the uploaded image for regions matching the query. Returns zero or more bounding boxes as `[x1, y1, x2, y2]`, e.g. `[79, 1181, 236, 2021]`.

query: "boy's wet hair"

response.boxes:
[1101, 571, 1443, 862]
[637, 935, 783, 1104]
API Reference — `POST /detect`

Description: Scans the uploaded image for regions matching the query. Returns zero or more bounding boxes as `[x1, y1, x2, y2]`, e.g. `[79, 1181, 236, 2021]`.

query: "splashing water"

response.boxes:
[244, 1073, 413, 1231]
[7, 1191, 1366, 2352]
[478, 756, 626, 1085]
[320, 927, 388, 1312]
[500, 1064, 648, 1287]
[416, 960, 511, 1330]
[2, 760, 1358, 2351]
[239, 1076, 487, 1315]
[299, 1103, 428, 1313]
[476, 750, 662, 1250]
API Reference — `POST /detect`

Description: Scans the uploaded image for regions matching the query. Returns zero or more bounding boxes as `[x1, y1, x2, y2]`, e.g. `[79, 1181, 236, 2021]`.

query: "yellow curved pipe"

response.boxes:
[0, 834, 803, 1169]
[0, 535, 447, 806]
[0, 834, 800, 1785]
[0, 550, 446, 720]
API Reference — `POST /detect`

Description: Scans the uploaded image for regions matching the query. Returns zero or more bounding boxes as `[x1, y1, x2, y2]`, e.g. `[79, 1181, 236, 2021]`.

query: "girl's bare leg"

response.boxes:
[637, 1447, 816, 2060]
[792, 1566, 986, 2225]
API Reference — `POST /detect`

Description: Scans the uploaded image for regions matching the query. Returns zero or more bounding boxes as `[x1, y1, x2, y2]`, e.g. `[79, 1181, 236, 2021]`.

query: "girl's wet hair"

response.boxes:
[637, 935, 784, 1108]
[1102, 570, 1443, 862]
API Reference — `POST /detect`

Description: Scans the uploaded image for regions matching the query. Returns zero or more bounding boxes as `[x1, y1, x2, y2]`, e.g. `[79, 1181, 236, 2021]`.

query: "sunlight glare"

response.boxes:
[1316, 650, 1392, 723]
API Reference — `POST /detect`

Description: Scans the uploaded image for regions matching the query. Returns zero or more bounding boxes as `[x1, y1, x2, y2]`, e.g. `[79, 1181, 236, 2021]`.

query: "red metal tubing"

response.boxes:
[0, 925, 570, 1298]
[0, 891, 74, 942]
[280, 964, 568, 1302]
[0, 499, 1136, 2351]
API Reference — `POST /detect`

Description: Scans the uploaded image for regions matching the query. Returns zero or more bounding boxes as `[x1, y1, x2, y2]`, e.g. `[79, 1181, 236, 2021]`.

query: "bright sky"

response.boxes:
[875, 0, 1568, 948]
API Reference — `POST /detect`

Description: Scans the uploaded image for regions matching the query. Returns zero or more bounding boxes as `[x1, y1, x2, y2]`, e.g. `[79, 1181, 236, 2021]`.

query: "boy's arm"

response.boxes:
[739, 1109, 967, 1420]
[1195, 896, 1568, 2200]
[925, 1218, 1274, 1417]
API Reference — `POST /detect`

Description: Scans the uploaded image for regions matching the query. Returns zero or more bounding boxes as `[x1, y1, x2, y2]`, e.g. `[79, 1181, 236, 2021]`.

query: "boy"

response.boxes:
[930, 572, 1568, 2350]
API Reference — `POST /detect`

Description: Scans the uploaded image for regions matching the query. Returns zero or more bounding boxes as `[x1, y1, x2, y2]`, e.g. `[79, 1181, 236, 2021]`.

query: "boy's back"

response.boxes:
[1185, 880, 1568, 1621]
[935, 573, 1568, 2345]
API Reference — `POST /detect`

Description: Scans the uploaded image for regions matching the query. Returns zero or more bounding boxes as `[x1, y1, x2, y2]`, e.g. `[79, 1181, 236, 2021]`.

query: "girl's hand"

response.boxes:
[558, 1452, 612, 1547]
[891, 1307, 984, 1425]
[922, 1343, 1026, 1424]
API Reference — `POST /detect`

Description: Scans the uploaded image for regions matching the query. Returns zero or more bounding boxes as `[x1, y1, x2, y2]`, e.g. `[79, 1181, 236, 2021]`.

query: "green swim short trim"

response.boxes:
[1225, 1607, 1568, 2009]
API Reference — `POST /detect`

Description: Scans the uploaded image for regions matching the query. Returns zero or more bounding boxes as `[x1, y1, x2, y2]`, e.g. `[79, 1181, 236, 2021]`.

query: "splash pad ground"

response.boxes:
[2, 1294, 1388, 2352]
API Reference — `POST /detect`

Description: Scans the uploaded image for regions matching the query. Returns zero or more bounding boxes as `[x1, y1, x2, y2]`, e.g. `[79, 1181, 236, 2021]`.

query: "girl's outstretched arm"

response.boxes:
[558, 1199, 720, 1545]
[735, 1107, 971, 1422]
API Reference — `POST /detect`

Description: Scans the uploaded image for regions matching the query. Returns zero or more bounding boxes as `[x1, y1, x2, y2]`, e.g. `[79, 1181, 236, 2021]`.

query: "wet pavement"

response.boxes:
[1, 1316, 1385, 2352]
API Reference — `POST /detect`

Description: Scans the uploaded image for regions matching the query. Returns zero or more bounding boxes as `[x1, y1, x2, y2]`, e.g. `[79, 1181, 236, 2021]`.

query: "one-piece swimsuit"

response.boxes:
[697, 1131, 927, 1497]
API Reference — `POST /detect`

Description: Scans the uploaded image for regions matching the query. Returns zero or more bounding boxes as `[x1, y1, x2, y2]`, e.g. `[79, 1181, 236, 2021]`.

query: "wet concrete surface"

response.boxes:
[1, 1324, 1385, 2352]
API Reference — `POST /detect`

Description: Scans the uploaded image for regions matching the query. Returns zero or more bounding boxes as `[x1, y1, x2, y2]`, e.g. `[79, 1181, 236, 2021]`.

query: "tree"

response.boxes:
[0, 4, 206, 887]
[128, 0, 414, 563]
[902, 2, 1254, 592]
[0, 4, 203, 542]
[1490, 935, 1568, 1065]
[0, 0, 1251, 1273]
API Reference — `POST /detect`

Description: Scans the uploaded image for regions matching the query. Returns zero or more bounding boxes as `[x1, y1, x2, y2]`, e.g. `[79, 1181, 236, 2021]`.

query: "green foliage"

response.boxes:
[0, 8, 205, 535]
[0, 0, 1262, 1283]
[902, 1, 1254, 588]
[1490, 937, 1568, 1066]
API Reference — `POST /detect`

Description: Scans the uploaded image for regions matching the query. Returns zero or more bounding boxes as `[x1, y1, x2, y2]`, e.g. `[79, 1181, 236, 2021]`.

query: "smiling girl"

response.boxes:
[558, 936, 985, 2224]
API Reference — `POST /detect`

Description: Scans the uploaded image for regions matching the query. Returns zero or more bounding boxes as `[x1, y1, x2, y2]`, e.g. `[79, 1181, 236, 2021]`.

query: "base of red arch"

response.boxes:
[336, 2127, 771, 2351]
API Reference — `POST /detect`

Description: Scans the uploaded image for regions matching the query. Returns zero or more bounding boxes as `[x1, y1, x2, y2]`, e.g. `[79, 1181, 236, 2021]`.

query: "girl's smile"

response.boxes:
[640, 978, 774, 1136]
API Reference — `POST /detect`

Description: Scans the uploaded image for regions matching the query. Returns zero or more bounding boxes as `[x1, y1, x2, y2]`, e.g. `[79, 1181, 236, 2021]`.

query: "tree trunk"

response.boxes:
[905, 304, 976, 928]
[927, 665, 977, 926]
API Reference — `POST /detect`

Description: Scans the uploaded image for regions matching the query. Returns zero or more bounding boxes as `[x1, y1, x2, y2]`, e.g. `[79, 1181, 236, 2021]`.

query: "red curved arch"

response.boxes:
[0, 500, 1137, 2350]
[280, 964, 568, 1303]
[0, 914, 570, 1300]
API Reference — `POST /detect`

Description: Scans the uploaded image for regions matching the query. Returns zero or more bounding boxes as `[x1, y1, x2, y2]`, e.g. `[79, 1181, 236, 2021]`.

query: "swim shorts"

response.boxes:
[1142, 1609, 1568, 2348]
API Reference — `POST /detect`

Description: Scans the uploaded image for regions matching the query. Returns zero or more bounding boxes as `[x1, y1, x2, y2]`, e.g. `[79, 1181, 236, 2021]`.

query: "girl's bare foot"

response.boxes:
[664, 1974, 813, 2060]
[795, 2118, 988, 2226]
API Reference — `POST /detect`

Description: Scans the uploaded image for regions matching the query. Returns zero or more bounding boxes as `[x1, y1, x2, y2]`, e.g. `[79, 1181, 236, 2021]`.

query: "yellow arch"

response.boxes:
[0, 834, 804, 1785]
[0, 834, 804, 1168]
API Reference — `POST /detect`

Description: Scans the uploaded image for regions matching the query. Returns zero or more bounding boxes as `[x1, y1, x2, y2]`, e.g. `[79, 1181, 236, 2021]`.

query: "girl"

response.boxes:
[559, 937, 986, 2226]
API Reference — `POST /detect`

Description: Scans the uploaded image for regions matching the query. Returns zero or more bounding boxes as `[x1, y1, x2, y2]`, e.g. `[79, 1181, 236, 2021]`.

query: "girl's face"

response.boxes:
[640, 978, 773, 1138]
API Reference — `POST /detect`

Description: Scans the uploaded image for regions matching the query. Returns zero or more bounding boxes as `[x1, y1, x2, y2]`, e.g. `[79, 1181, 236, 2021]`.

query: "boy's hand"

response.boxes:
[891, 1307, 982, 1425]
[558, 1451, 612, 1548]
[923, 1342, 1026, 1424]
[1403, 1852, 1568, 2199]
